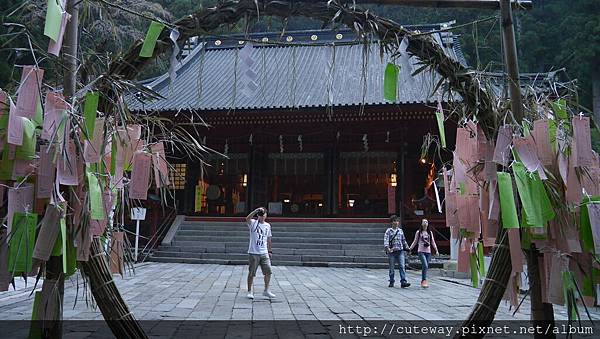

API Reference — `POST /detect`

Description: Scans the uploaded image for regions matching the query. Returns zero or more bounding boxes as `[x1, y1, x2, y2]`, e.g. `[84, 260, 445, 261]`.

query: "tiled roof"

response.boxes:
[129, 26, 466, 112]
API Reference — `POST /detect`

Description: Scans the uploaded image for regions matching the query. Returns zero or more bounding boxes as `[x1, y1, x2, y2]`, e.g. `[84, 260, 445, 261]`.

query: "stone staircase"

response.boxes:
[150, 217, 446, 269]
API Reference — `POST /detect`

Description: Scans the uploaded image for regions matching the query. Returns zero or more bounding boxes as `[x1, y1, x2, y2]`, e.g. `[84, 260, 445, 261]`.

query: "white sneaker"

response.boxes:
[247, 292, 254, 299]
[263, 290, 276, 299]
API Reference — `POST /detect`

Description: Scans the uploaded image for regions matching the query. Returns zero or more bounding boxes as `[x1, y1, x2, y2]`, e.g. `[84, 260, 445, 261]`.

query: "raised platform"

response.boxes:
[149, 217, 449, 268]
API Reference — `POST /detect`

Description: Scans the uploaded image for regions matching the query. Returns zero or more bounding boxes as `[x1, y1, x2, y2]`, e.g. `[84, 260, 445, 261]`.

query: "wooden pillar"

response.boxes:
[248, 144, 256, 210]
[184, 160, 199, 214]
[397, 143, 407, 224]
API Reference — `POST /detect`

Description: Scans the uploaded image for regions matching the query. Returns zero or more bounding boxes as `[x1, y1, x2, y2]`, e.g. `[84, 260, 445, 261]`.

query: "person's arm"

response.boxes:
[401, 230, 410, 251]
[267, 238, 273, 258]
[409, 231, 418, 251]
[431, 232, 439, 255]
[267, 226, 273, 258]
[245, 208, 261, 226]
[383, 229, 390, 253]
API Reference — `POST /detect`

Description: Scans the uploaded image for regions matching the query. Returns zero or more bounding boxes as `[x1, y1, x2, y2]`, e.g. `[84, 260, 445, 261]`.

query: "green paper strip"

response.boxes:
[548, 119, 557, 152]
[87, 167, 105, 220]
[436, 111, 446, 148]
[33, 96, 43, 132]
[383, 63, 399, 102]
[83, 92, 99, 140]
[580, 196, 600, 254]
[29, 291, 42, 339]
[8, 212, 37, 276]
[44, 0, 62, 41]
[470, 253, 479, 288]
[497, 172, 519, 229]
[552, 99, 568, 120]
[513, 162, 555, 228]
[562, 271, 578, 320]
[15, 118, 36, 160]
[139, 21, 165, 58]
[0, 147, 14, 180]
[477, 242, 485, 277]
[66, 232, 77, 277]
[61, 218, 67, 274]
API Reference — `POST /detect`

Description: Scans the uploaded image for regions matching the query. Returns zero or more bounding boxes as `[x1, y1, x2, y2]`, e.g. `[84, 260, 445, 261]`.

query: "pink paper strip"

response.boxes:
[513, 135, 547, 180]
[507, 228, 524, 273]
[151, 142, 169, 188]
[129, 152, 151, 200]
[7, 100, 24, 146]
[15, 66, 44, 119]
[532, 119, 554, 166]
[488, 180, 500, 221]
[57, 139, 78, 186]
[37, 145, 56, 199]
[493, 125, 512, 166]
[41, 92, 68, 141]
[566, 161, 581, 205]
[572, 116, 593, 168]
[548, 252, 566, 305]
[7, 184, 34, 235]
[83, 117, 105, 164]
[12, 159, 35, 180]
[47, 13, 71, 57]
[90, 219, 107, 237]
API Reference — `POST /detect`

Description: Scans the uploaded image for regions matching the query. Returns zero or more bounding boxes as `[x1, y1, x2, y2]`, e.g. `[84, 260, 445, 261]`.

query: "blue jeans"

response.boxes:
[388, 251, 406, 284]
[418, 252, 431, 281]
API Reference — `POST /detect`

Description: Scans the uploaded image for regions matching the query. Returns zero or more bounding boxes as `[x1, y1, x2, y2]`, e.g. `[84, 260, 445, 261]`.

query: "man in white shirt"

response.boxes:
[245, 207, 275, 299]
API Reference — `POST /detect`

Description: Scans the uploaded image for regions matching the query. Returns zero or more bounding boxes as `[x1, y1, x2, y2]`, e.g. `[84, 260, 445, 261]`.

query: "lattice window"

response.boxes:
[169, 163, 187, 190]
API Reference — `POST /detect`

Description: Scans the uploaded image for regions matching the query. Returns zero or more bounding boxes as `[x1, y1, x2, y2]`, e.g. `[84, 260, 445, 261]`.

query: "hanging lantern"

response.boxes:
[362, 134, 368, 152]
[390, 173, 397, 187]
[249, 133, 253, 145]
[242, 174, 248, 187]
[224, 139, 229, 156]
[386, 131, 390, 143]
[298, 135, 303, 152]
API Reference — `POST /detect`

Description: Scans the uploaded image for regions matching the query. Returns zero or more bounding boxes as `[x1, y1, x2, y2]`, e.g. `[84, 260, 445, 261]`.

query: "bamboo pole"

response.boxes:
[81, 239, 147, 338]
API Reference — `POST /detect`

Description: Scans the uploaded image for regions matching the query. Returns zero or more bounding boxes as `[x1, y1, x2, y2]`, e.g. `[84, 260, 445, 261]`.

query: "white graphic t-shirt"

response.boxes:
[247, 219, 272, 254]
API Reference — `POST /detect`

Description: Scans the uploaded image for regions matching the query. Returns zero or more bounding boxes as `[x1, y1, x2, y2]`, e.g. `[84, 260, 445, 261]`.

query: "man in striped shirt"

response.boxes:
[384, 215, 411, 288]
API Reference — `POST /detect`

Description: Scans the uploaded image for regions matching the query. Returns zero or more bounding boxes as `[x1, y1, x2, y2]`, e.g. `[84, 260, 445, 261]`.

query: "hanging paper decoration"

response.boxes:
[139, 21, 165, 58]
[44, 0, 65, 42]
[383, 63, 399, 102]
[279, 135, 284, 153]
[168, 28, 181, 85]
[385, 131, 390, 143]
[249, 133, 253, 145]
[436, 102, 446, 148]
[238, 42, 259, 98]
[298, 135, 303, 152]
[224, 139, 229, 156]
[362, 134, 368, 152]
[48, 11, 71, 57]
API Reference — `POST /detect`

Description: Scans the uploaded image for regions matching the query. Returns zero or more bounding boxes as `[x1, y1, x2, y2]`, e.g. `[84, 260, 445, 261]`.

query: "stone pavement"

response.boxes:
[1, 262, 598, 323]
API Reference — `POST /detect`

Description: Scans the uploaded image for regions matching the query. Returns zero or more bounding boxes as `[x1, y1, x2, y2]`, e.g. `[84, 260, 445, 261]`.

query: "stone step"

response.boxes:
[175, 230, 383, 239]
[148, 256, 391, 268]
[169, 241, 383, 251]
[160, 245, 380, 257]
[153, 251, 388, 263]
[173, 235, 382, 244]
[148, 255, 441, 269]
[180, 221, 388, 228]
[179, 226, 388, 233]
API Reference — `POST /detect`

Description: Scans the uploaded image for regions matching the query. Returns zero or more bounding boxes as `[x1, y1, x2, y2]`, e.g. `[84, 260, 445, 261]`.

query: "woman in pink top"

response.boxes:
[409, 219, 438, 288]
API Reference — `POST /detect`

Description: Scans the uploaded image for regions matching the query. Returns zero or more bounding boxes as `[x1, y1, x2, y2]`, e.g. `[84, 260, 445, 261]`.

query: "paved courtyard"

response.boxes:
[0, 263, 599, 338]
[1, 262, 597, 321]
